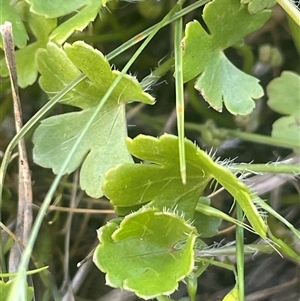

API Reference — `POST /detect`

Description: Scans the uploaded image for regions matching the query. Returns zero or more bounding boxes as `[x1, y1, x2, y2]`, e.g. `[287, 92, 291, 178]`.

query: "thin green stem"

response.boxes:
[267, 229, 300, 261]
[229, 163, 300, 174]
[6, 4, 185, 300]
[233, 43, 254, 74]
[0, 74, 85, 274]
[0, 265, 48, 278]
[107, 0, 210, 59]
[174, 4, 186, 184]
[195, 203, 255, 234]
[277, 0, 300, 27]
[196, 243, 273, 257]
[236, 204, 245, 301]
[185, 121, 299, 150]
[0, 74, 85, 215]
[195, 258, 237, 276]
[257, 200, 300, 240]
[185, 122, 300, 174]
[186, 85, 234, 128]
[287, 15, 300, 53]
[68, 27, 144, 44]
[141, 57, 174, 90]
[156, 296, 176, 301]
[0, 0, 210, 289]
[226, 129, 299, 150]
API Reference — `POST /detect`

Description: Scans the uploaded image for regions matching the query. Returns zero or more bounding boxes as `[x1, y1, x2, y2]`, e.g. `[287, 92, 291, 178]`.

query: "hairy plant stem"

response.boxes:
[185, 121, 299, 151]
[226, 129, 299, 150]
[229, 163, 300, 174]
[141, 57, 174, 90]
[195, 257, 237, 275]
[195, 243, 274, 257]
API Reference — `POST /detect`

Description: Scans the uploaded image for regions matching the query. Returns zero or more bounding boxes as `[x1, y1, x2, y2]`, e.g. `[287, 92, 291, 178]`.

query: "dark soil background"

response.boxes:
[0, 1, 299, 301]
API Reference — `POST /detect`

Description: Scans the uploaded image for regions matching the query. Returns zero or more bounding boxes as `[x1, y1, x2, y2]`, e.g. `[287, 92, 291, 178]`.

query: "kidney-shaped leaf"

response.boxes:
[103, 134, 267, 238]
[33, 42, 154, 198]
[182, 0, 271, 115]
[93, 207, 197, 299]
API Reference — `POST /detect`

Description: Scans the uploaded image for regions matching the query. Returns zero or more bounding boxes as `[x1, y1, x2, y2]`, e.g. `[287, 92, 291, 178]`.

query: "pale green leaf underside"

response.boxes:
[267, 71, 300, 116]
[0, 42, 43, 88]
[50, 0, 103, 44]
[93, 208, 197, 299]
[33, 41, 154, 197]
[25, 0, 91, 18]
[103, 134, 267, 238]
[33, 105, 132, 198]
[19, 1, 57, 42]
[182, 0, 271, 115]
[195, 51, 262, 114]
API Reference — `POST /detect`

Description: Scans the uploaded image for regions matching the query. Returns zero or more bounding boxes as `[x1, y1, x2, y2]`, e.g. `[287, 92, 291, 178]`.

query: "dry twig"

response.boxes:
[0, 21, 33, 272]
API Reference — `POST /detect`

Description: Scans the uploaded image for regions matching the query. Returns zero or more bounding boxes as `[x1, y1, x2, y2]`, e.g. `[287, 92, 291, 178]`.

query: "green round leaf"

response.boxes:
[93, 207, 197, 299]
[267, 71, 300, 116]
[272, 116, 300, 153]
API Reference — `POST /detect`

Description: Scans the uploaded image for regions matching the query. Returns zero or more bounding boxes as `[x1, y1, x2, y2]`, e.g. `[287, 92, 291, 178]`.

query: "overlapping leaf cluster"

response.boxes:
[103, 134, 267, 238]
[94, 134, 267, 298]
